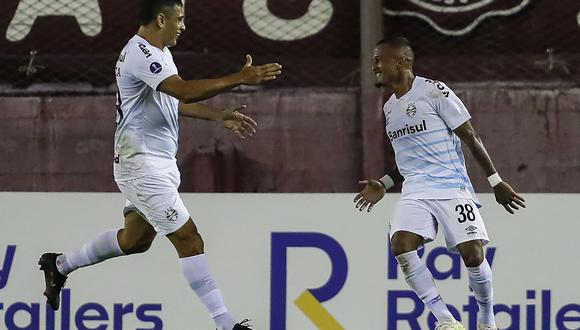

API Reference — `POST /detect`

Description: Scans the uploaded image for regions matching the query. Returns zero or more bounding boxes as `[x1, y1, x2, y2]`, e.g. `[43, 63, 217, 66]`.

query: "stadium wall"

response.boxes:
[0, 193, 578, 330]
[0, 86, 579, 192]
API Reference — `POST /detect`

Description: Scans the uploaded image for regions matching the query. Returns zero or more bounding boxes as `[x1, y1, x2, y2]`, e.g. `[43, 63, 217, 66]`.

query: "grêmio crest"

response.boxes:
[383, 0, 530, 36]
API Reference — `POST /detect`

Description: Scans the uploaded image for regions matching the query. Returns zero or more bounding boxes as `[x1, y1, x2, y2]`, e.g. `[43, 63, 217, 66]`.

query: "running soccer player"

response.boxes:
[353, 37, 525, 330]
[38, 1, 281, 329]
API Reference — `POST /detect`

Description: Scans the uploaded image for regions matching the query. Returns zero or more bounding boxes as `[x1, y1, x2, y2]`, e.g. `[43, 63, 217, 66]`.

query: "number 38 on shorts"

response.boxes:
[455, 203, 476, 223]
[389, 198, 490, 253]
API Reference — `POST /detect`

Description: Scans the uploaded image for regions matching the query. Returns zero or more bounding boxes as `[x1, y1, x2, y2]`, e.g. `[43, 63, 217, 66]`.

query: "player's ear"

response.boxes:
[396, 57, 404, 71]
[397, 55, 410, 70]
[156, 13, 166, 28]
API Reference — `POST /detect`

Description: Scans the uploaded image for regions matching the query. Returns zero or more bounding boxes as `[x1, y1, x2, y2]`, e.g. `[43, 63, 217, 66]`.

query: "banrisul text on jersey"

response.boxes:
[387, 120, 428, 141]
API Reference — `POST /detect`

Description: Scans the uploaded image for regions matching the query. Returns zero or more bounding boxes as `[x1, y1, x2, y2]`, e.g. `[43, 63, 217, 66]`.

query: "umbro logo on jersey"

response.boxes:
[150, 62, 162, 74]
[165, 207, 178, 222]
[406, 103, 417, 117]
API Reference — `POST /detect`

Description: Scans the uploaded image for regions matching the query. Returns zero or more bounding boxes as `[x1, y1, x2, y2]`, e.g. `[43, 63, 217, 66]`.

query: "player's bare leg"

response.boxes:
[39, 211, 156, 310]
[391, 231, 464, 330]
[457, 240, 496, 330]
[167, 218, 252, 330]
[117, 211, 157, 254]
[390, 230, 424, 256]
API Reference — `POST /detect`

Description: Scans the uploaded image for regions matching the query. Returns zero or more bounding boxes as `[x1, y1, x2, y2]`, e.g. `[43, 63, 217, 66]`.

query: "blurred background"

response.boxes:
[1, 0, 579, 193]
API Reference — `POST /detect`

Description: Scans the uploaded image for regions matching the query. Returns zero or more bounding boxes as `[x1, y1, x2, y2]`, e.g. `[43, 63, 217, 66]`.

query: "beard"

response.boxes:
[375, 76, 387, 87]
[374, 72, 388, 87]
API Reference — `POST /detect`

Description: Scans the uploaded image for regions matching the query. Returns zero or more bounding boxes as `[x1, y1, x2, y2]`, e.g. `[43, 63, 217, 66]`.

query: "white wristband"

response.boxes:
[487, 173, 502, 187]
[379, 174, 395, 191]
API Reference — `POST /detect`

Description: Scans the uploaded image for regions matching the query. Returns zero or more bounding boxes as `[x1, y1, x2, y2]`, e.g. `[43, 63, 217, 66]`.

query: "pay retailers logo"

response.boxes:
[269, 233, 580, 330]
[270, 233, 348, 330]
[0, 245, 163, 330]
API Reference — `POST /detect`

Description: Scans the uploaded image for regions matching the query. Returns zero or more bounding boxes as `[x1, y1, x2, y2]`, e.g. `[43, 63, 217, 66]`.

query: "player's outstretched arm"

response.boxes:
[178, 102, 257, 139]
[454, 120, 526, 214]
[354, 167, 403, 213]
[159, 55, 282, 103]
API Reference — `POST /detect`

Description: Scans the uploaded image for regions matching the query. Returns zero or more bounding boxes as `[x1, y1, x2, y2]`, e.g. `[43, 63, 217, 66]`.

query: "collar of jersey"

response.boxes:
[133, 34, 166, 53]
[393, 75, 419, 102]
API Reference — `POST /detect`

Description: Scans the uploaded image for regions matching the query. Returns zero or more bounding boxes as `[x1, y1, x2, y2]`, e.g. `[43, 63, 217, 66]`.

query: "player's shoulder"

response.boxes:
[416, 76, 452, 99]
[416, 76, 450, 89]
[123, 36, 161, 62]
[384, 94, 397, 109]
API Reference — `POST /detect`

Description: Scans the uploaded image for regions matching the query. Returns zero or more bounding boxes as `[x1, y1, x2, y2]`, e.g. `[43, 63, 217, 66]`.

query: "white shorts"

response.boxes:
[389, 198, 489, 253]
[116, 171, 190, 236]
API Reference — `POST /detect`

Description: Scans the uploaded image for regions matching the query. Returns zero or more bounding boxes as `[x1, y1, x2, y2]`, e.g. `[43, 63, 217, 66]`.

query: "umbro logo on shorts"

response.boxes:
[165, 207, 178, 222]
[465, 225, 478, 234]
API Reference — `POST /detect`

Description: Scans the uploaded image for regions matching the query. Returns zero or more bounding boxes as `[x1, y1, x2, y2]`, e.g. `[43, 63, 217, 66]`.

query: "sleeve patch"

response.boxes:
[150, 62, 163, 74]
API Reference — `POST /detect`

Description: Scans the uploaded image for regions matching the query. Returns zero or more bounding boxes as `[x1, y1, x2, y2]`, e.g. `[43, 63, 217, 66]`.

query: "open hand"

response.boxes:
[353, 180, 386, 212]
[221, 105, 257, 139]
[493, 181, 526, 214]
[239, 55, 282, 85]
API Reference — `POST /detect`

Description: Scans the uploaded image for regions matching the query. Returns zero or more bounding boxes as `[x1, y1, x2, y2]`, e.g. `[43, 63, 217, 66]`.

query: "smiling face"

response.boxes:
[372, 44, 399, 88]
[372, 43, 414, 88]
[159, 4, 186, 47]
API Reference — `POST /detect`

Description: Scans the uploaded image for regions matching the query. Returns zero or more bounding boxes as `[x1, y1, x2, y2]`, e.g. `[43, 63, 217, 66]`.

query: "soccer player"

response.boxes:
[354, 37, 525, 330]
[38, 1, 282, 329]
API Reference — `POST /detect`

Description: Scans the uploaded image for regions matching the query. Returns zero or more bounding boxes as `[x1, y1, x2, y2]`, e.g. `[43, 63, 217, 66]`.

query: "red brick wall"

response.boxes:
[1, 86, 578, 192]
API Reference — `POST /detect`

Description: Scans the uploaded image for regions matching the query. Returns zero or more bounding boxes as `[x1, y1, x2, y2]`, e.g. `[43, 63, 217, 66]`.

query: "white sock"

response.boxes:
[56, 229, 125, 276]
[396, 251, 455, 322]
[180, 254, 235, 330]
[467, 260, 495, 325]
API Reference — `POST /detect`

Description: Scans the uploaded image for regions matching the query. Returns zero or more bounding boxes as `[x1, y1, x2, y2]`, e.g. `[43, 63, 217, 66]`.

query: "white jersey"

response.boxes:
[113, 35, 180, 181]
[384, 76, 479, 204]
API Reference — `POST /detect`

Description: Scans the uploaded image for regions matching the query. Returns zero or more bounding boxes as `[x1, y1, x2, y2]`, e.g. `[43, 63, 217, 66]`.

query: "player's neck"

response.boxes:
[392, 72, 415, 99]
[137, 26, 164, 50]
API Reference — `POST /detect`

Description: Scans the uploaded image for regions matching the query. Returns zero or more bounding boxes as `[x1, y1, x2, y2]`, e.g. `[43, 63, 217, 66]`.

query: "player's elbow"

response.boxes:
[180, 95, 198, 104]
[179, 90, 211, 104]
[159, 76, 207, 103]
[456, 126, 479, 144]
[172, 94, 197, 104]
[171, 89, 197, 104]
[465, 130, 480, 143]
[463, 131, 484, 151]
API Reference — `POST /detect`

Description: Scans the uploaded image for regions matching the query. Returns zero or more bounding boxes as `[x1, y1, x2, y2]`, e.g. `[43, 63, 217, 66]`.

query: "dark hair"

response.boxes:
[376, 36, 412, 49]
[139, 0, 183, 25]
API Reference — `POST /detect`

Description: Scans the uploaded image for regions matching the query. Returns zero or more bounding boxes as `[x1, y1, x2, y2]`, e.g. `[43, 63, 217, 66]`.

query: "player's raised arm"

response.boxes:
[453, 121, 526, 214]
[354, 167, 404, 212]
[158, 55, 282, 103]
[178, 102, 257, 139]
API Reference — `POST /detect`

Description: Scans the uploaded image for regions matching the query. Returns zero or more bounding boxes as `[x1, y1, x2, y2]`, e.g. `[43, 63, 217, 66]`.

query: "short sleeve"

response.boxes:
[428, 81, 471, 130]
[126, 43, 178, 90]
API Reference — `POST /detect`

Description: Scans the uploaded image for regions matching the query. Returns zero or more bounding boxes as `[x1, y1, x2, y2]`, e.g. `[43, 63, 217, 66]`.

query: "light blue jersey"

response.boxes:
[384, 76, 479, 205]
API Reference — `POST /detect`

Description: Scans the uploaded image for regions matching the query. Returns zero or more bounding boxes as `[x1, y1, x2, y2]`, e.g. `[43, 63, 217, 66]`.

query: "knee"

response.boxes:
[122, 239, 153, 255]
[390, 239, 417, 257]
[390, 231, 424, 257]
[170, 223, 204, 256]
[118, 230, 154, 255]
[461, 246, 485, 267]
[186, 231, 204, 255]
